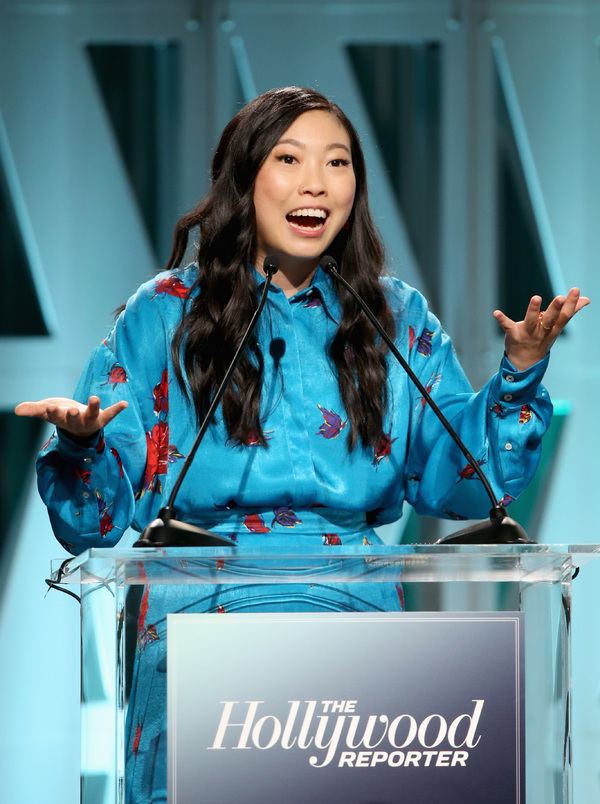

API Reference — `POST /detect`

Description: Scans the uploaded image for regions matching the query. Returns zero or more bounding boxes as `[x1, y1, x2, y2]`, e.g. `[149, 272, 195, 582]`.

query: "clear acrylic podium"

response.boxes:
[52, 543, 600, 804]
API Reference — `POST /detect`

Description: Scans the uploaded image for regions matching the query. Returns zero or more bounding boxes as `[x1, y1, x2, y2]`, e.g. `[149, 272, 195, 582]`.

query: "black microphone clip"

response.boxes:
[134, 506, 236, 548]
[436, 505, 530, 545]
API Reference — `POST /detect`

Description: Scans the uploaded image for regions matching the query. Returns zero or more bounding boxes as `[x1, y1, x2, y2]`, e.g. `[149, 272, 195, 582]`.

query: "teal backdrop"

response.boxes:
[1, 1, 599, 802]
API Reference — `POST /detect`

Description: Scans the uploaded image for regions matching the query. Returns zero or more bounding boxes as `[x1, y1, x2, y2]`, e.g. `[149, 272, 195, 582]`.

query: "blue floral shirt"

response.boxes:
[37, 264, 552, 554]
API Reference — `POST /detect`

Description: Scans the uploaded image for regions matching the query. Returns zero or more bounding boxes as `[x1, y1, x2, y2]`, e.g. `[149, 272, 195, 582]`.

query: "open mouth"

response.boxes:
[286, 208, 329, 231]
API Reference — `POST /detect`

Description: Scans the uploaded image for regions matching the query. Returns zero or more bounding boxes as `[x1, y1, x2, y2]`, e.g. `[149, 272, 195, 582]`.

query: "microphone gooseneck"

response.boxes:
[134, 255, 280, 548]
[320, 255, 531, 545]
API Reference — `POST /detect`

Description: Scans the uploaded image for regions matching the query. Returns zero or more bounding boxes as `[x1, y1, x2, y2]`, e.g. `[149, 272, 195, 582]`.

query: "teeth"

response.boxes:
[288, 208, 327, 218]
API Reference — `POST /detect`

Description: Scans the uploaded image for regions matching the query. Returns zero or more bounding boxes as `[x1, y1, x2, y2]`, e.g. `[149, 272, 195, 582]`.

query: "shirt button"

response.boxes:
[506, 375, 515, 382]
[505, 443, 513, 451]
[83, 457, 92, 463]
[83, 492, 90, 499]
[503, 394, 513, 401]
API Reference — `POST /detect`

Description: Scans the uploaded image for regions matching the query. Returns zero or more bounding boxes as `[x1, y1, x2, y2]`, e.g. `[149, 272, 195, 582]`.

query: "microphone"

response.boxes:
[134, 256, 280, 548]
[319, 255, 531, 545]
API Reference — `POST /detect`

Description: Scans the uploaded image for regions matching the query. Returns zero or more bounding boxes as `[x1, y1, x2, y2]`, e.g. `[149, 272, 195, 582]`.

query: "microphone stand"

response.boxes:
[320, 256, 531, 545]
[134, 257, 279, 548]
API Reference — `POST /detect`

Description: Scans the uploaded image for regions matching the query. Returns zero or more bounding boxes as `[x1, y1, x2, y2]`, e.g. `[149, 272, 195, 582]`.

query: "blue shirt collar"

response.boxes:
[249, 263, 336, 304]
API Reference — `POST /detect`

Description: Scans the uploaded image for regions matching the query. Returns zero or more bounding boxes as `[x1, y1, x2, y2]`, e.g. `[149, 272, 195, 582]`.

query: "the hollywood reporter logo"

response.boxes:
[208, 699, 484, 768]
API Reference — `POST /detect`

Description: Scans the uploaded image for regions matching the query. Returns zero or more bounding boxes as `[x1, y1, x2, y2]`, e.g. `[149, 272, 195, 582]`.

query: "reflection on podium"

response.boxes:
[52, 543, 599, 804]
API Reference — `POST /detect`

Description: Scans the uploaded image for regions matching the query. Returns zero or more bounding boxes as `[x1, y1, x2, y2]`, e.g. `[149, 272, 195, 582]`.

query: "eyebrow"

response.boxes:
[276, 137, 351, 154]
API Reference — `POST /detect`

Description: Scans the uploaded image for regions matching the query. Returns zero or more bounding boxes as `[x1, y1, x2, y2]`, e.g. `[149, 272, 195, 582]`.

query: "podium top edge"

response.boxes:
[50, 543, 600, 584]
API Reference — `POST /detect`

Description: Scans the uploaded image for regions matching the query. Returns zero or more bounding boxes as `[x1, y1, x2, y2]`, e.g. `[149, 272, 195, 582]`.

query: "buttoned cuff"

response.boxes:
[57, 428, 102, 462]
[495, 354, 550, 407]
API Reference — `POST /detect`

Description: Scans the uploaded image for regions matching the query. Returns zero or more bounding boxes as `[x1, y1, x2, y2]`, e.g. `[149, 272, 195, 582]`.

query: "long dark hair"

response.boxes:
[167, 86, 395, 450]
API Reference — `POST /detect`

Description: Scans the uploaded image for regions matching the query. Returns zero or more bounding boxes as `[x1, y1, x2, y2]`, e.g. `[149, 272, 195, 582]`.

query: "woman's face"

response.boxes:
[253, 110, 356, 278]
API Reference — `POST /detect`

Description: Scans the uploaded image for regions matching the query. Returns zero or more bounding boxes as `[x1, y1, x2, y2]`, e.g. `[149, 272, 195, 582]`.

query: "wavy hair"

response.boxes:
[167, 86, 395, 450]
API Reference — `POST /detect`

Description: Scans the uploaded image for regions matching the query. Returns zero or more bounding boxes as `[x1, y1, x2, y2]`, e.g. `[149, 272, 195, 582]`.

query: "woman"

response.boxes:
[15, 87, 588, 800]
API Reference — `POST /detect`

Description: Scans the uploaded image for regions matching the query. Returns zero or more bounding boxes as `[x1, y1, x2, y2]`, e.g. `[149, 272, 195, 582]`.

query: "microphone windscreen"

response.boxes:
[263, 255, 279, 275]
[320, 255, 338, 274]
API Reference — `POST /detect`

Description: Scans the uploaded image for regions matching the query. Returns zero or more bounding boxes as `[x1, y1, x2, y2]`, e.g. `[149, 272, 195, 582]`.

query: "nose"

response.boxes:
[299, 161, 326, 195]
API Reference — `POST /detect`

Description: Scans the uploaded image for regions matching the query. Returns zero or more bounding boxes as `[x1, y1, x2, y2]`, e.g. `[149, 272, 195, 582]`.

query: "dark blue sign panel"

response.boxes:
[167, 612, 524, 803]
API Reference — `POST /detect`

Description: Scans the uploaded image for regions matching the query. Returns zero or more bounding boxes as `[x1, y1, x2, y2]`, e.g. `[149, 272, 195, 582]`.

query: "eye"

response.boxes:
[329, 158, 351, 168]
[276, 154, 297, 165]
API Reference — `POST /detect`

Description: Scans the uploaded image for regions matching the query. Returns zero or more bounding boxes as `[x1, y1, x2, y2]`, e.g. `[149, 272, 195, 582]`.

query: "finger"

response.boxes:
[493, 309, 514, 333]
[14, 401, 42, 418]
[65, 406, 84, 425]
[550, 290, 579, 332]
[558, 288, 590, 321]
[18, 399, 65, 418]
[549, 288, 589, 334]
[100, 400, 129, 427]
[575, 295, 591, 311]
[538, 298, 565, 332]
[82, 396, 102, 427]
[523, 295, 542, 327]
[16, 399, 79, 424]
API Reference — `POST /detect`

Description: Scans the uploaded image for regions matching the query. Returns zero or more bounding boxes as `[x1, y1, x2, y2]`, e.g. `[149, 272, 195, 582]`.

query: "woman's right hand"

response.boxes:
[14, 396, 128, 439]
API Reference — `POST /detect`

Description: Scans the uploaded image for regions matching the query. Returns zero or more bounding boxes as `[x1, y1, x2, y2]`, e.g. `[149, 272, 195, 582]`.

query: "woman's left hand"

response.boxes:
[493, 288, 590, 371]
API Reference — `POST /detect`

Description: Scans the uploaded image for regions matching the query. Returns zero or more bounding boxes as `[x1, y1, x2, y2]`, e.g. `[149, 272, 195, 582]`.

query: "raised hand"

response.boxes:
[493, 288, 590, 371]
[14, 396, 128, 439]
